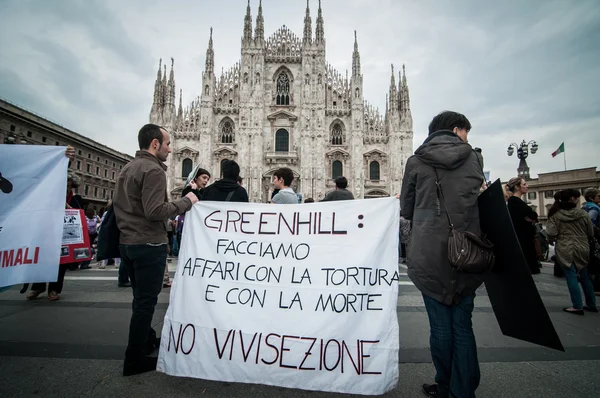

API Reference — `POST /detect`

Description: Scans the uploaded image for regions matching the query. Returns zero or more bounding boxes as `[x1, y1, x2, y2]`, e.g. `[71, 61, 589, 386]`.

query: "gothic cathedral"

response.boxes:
[149, 1, 413, 202]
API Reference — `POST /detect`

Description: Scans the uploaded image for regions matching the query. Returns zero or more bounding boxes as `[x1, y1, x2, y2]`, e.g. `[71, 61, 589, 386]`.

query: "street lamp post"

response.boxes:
[507, 140, 538, 180]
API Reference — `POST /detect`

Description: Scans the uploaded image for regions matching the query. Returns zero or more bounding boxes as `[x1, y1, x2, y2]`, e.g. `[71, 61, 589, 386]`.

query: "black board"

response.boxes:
[479, 179, 564, 352]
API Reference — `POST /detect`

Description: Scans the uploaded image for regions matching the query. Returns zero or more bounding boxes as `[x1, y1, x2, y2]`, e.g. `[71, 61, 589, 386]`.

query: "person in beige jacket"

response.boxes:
[547, 189, 596, 315]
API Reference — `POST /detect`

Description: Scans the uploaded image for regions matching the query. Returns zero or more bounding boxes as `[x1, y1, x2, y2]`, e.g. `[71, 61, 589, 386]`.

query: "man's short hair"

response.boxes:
[221, 160, 240, 180]
[273, 167, 294, 187]
[304, 198, 315, 203]
[195, 168, 211, 179]
[428, 111, 472, 135]
[334, 176, 348, 189]
[584, 188, 600, 202]
[138, 124, 164, 150]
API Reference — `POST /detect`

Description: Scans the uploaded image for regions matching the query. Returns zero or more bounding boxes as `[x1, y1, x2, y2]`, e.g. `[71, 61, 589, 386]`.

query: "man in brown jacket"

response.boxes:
[114, 124, 198, 376]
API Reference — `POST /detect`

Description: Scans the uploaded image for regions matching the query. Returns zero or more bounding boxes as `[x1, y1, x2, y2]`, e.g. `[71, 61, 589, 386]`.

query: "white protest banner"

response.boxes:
[0, 145, 68, 288]
[158, 198, 400, 395]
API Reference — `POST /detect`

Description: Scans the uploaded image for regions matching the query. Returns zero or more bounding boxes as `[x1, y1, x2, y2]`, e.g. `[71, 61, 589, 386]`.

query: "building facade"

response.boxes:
[0, 98, 133, 211]
[522, 167, 600, 221]
[149, 1, 413, 202]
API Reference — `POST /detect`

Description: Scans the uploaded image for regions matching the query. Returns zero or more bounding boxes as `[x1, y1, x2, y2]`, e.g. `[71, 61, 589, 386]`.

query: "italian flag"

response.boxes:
[552, 142, 564, 158]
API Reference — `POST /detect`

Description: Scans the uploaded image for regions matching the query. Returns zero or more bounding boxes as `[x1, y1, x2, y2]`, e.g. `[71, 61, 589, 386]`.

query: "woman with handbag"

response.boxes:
[547, 189, 596, 315]
[400, 111, 489, 398]
[506, 177, 541, 274]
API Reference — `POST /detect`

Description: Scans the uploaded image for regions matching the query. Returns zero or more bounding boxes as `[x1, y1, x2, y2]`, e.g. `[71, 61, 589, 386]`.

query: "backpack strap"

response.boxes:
[225, 191, 235, 202]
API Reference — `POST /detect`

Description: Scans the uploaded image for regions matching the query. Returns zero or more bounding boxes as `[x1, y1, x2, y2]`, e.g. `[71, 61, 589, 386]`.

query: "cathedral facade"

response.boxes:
[149, 1, 413, 202]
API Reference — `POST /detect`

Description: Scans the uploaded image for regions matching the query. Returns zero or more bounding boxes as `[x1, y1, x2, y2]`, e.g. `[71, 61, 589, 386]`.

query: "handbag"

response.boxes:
[433, 168, 495, 274]
[96, 205, 121, 261]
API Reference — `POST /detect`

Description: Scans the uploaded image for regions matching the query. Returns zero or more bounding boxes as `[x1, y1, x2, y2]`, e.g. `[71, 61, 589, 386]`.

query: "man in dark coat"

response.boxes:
[202, 160, 249, 203]
[400, 111, 485, 398]
[320, 176, 355, 201]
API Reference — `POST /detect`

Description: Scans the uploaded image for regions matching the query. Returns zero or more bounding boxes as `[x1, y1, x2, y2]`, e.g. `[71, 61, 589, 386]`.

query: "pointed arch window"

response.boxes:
[276, 72, 290, 105]
[331, 123, 343, 145]
[220, 120, 234, 143]
[275, 129, 289, 152]
[182, 158, 193, 178]
[332, 161, 343, 179]
[369, 161, 380, 181]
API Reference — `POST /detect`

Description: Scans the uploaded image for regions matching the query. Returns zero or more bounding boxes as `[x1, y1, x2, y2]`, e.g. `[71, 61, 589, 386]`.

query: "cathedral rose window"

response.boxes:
[331, 123, 343, 145]
[276, 72, 290, 105]
[220, 120, 234, 144]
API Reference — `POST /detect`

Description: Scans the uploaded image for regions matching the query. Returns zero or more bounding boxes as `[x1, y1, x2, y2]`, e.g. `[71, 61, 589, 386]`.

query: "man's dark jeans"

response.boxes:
[423, 294, 480, 398]
[120, 243, 167, 361]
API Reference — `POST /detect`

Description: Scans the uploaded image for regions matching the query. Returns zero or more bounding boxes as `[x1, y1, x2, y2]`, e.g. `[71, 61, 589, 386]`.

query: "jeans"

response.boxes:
[560, 263, 596, 309]
[120, 243, 167, 360]
[423, 294, 480, 398]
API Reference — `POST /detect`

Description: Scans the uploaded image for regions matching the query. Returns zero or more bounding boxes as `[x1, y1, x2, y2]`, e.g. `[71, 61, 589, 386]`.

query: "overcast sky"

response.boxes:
[1, 0, 598, 182]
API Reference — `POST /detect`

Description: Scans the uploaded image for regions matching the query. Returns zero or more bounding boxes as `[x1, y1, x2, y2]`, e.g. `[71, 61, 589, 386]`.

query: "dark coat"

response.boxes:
[507, 196, 539, 271]
[400, 130, 485, 305]
[202, 178, 249, 202]
[320, 189, 355, 201]
[181, 186, 204, 200]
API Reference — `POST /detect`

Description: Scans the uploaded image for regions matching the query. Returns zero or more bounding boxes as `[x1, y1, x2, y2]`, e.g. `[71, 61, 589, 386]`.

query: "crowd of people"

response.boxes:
[15, 112, 600, 397]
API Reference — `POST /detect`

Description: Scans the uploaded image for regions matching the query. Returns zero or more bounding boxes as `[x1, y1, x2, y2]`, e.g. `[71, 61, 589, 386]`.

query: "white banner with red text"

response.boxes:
[0, 145, 68, 288]
[158, 198, 400, 395]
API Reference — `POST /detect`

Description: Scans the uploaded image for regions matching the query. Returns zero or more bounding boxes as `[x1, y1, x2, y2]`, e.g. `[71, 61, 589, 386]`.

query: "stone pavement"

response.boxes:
[0, 261, 599, 397]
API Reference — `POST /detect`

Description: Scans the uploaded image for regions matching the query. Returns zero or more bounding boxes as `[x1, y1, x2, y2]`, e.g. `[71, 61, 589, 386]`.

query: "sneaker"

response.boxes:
[118, 282, 132, 288]
[98, 263, 106, 269]
[583, 306, 599, 313]
[422, 384, 447, 397]
[26, 289, 45, 300]
[123, 356, 158, 377]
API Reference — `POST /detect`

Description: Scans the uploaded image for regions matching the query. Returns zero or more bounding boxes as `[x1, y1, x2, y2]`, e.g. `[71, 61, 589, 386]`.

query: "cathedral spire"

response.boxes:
[168, 58, 176, 106]
[152, 58, 162, 106]
[303, 0, 312, 45]
[352, 30, 361, 77]
[400, 64, 411, 114]
[315, 0, 324, 44]
[255, 0, 264, 42]
[178, 89, 183, 115]
[176, 89, 183, 128]
[389, 64, 398, 114]
[205, 27, 214, 74]
[243, 0, 253, 43]
[161, 64, 167, 108]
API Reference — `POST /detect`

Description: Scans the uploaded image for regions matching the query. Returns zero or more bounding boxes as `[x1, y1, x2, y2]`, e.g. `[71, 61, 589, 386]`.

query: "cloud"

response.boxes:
[0, 0, 598, 182]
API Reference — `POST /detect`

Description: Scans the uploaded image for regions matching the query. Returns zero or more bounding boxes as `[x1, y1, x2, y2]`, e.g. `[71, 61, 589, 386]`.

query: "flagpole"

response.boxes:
[564, 150, 567, 171]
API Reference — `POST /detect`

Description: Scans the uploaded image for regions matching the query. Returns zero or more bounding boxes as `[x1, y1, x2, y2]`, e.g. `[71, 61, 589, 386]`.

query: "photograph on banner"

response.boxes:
[59, 209, 92, 264]
[0, 145, 68, 288]
[157, 198, 400, 395]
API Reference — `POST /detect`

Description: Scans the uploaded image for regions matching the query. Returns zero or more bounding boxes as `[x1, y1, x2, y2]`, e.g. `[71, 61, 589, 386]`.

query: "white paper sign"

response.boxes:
[158, 198, 400, 395]
[0, 145, 68, 287]
[62, 209, 84, 245]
